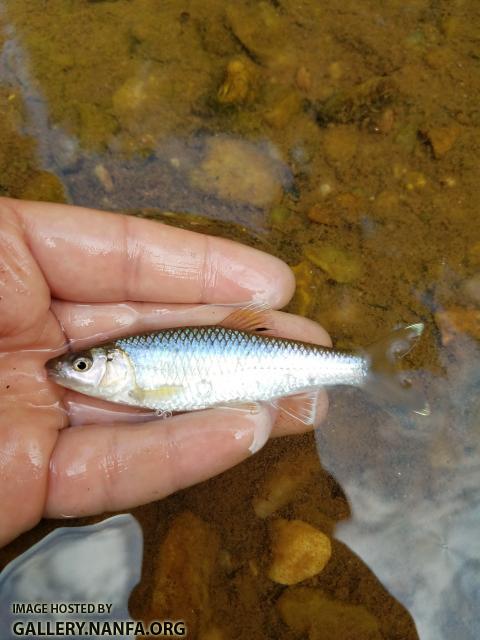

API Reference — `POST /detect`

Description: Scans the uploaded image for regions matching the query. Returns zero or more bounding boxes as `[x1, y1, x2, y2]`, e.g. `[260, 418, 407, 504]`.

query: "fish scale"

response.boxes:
[114, 326, 368, 411]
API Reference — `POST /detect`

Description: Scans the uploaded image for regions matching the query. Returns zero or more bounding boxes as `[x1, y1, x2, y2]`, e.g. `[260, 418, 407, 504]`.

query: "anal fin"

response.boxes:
[270, 391, 319, 426]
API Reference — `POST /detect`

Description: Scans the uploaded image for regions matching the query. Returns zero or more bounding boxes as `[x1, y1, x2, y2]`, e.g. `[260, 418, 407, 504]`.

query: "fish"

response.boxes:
[46, 305, 429, 423]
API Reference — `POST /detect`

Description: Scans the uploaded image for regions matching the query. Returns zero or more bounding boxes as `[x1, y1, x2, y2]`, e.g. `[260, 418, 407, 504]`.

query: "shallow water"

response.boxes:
[0, 0, 479, 638]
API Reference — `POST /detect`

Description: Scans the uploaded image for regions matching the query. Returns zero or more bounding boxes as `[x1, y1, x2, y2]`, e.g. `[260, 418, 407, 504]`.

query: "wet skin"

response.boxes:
[0, 197, 330, 547]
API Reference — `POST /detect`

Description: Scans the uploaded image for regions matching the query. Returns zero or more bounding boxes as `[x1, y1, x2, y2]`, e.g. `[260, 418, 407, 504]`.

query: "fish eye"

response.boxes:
[72, 356, 93, 373]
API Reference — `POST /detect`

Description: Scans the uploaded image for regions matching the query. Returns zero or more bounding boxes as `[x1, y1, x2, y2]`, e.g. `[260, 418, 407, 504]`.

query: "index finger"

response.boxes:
[4, 198, 295, 306]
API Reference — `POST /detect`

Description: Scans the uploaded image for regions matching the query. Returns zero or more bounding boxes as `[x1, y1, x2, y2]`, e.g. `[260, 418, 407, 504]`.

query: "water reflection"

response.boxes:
[0, 515, 143, 639]
[317, 337, 480, 640]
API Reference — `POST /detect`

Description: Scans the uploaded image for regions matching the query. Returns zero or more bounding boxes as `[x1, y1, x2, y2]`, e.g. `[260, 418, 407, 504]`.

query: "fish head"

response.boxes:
[47, 346, 135, 399]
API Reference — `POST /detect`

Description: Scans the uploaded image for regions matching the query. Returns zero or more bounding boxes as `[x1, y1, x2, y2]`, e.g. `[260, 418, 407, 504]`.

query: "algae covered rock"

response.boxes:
[290, 261, 317, 317]
[151, 511, 220, 636]
[277, 587, 382, 640]
[304, 245, 362, 283]
[264, 91, 302, 129]
[420, 123, 460, 158]
[19, 170, 67, 203]
[190, 136, 287, 208]
[252, 452, 318, 518]
[323, 125, 359, 166]
[434, 308, 480, 345]
[225, 2, 291, 66]
[217, 58, 254, 105]
[268, 518, 331, 585]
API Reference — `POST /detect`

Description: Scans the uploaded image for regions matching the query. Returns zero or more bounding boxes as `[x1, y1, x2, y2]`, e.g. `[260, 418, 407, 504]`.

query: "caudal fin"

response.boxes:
[362, 323, 430, 416]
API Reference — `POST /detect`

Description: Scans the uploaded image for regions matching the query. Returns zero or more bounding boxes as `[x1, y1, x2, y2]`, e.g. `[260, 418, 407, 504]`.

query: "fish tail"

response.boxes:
[361, 323, 430, 416]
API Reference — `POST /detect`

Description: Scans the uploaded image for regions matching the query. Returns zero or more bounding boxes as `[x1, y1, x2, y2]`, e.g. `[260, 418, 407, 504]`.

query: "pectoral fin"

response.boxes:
[214, 401, 263, 414]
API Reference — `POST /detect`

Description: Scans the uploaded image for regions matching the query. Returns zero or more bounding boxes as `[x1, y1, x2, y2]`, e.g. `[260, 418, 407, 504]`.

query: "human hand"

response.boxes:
[0, 197, 330, 547]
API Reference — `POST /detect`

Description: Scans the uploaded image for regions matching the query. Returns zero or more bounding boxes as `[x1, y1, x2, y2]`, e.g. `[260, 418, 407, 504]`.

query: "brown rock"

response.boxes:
[217, 58, 253, 105]
[304, 245, 362, 283]
[295, 66, 312, 92]
[190, 137, 284, 208]
[264, 91, 302, 129]
[434, 308, 480, 345]
[277, 587, 382, 640]
[323, 125, 359, 165]
[151, 511, 220, 636]
[421, 124, 460, 158]
[19, 171, 67, 203]
[252, 452, 318, 518]
[307, 203, 335, 225]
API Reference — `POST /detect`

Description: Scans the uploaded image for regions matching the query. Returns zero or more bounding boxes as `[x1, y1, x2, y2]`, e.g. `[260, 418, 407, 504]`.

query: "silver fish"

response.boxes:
[47, 306, 429, 422]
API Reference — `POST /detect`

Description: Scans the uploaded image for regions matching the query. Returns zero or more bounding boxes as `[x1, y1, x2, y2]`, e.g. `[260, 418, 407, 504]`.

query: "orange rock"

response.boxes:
[434, 308, 480, 345]
[268, 518, 331, 585]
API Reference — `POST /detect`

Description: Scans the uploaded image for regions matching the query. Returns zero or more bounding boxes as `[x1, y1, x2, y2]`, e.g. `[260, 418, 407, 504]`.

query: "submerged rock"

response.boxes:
[304, 245, 362, 283]
[277, 587, 382, 640]
[268, 518, 331, 585]
[315, 77, 394, 128]
[290, 261, 317, 317]
[295, 66, 312, 93]
[460, 275, 480, 304]
[252, 452, 318, 518]
[434, 308, 480, 345]
[225, 3, 290, 66]
[420, 123, 460, 158]
[151, 511, 220, 636]
[323, 125, 359, 166]
[19, 170, 67, 202]
[263, 91, 302, 129]
[190, 136, 287, 208]
[217, 58, 254, 105]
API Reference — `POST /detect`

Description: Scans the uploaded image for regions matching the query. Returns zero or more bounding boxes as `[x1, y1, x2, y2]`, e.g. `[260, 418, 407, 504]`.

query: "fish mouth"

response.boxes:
[46, 368, 62, 382]
[46, 357, 67, 382]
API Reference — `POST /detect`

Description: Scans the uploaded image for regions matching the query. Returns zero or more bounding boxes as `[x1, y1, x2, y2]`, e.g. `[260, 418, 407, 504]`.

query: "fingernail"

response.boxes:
[246, 405, 274, 454]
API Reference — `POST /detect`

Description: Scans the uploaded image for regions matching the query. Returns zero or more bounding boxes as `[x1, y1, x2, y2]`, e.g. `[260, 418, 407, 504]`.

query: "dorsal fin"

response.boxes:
[219, 303, 275, 333]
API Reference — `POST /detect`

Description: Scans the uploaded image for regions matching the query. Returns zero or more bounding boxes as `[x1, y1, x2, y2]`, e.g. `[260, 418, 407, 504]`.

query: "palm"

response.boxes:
[0, 198, 329, 547]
